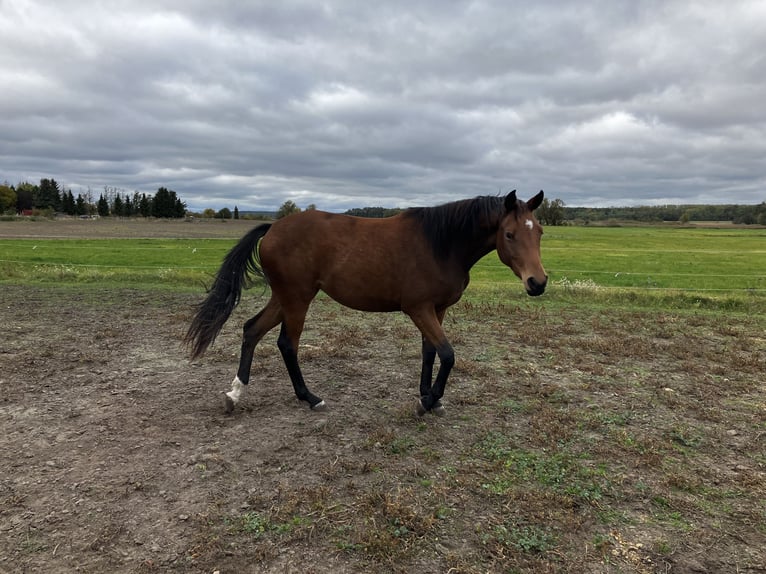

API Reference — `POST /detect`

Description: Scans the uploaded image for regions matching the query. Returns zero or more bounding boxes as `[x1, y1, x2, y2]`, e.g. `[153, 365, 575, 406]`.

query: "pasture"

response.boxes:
[1, 218, 765, 573]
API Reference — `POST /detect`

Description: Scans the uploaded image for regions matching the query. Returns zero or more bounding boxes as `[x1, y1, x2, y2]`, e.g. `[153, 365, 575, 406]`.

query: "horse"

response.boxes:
[184, 189, 547, 416]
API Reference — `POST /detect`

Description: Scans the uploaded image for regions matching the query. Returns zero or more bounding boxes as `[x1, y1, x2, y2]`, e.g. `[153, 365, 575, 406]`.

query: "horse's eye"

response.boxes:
[505, 232, 514, 240]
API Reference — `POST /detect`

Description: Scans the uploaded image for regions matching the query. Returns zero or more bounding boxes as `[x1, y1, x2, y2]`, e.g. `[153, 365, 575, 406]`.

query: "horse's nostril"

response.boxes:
[526, 275, 548, 296]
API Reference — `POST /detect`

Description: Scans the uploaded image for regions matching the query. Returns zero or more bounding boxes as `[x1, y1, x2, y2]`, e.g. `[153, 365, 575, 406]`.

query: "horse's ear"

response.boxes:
[527, 190, 544, 211]
[504, 189, 518, 212]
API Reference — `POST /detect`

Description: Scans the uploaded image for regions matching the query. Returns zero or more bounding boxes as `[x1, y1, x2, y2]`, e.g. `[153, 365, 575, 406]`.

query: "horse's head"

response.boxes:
[496, 190, 548, 297]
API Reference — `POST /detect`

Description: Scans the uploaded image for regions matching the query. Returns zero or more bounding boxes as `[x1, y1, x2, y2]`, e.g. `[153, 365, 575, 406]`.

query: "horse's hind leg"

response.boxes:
[277, 305, 326, 411]
[225, 298, 282, 412]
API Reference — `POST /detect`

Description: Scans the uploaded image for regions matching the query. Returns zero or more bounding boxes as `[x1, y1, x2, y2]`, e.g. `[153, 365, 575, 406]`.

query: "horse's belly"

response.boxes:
[321, 284, 402, 313]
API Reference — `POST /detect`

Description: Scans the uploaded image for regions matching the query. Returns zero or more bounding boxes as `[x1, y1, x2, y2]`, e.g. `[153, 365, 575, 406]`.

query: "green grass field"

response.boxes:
[0, 237, 225, 288]
[475, 226, 766, 291]
[3, 225, 763, 312]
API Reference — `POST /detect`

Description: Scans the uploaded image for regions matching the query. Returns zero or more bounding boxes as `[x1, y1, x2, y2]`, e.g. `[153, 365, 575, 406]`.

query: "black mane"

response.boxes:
[405, 195, 505, 261]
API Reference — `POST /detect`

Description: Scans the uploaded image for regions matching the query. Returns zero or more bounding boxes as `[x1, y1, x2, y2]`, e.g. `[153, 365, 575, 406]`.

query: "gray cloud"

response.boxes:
[2, 0, 764, 210]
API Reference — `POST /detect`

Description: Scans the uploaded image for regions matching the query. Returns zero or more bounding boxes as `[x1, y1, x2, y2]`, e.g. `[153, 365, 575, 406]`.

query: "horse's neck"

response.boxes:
[455, 225, 498, 272]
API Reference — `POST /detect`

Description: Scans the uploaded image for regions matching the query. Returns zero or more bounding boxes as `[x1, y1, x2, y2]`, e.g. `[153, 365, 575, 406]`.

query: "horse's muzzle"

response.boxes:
[526, 275, 548, 297]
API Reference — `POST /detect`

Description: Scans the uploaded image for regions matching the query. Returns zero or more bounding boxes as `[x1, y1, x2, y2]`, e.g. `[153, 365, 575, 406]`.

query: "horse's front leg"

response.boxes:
[418, 337, 447, 416]
[409, 307, 451, 416]
[417, 341, 453, 416]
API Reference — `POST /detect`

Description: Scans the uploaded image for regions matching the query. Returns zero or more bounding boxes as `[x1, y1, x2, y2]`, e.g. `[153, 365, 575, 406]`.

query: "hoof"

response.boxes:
[416, 397, 445, 417]
[223, 393, 235, 414]
[310, 400, 328, 412]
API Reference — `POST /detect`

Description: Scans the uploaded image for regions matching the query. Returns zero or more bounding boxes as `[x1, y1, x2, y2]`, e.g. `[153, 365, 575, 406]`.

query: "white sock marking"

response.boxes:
[226, 376, 246, 404]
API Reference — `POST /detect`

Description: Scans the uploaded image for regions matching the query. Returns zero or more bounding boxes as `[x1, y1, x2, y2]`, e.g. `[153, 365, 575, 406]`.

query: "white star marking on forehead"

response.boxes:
[525, 219, 534, 230]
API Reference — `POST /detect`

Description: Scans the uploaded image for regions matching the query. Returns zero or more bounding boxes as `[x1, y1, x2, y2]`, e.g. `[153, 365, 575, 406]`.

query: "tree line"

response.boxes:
[563, 203, 766, 225]
[4, 180, 764, 225]
[340, 198, 766, 226]
[0, 178, 186, 218]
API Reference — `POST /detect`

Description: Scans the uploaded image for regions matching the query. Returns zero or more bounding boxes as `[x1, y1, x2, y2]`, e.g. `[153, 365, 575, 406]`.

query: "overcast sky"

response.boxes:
[2, 1, 765, 211]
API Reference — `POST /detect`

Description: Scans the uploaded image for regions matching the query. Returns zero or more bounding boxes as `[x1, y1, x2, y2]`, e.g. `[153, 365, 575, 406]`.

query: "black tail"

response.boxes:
[184, 223, 272, 358]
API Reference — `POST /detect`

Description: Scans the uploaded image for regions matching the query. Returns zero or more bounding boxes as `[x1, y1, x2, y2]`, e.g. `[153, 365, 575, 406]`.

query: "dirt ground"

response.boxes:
[1, 219, 765, 573]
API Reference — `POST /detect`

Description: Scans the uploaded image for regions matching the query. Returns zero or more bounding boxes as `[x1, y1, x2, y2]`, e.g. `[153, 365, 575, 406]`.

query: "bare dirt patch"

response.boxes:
[1, 220, 765, 573]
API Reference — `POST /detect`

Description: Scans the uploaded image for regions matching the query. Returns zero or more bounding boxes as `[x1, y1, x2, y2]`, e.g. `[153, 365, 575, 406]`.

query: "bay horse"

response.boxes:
[184, 190, 547, 416]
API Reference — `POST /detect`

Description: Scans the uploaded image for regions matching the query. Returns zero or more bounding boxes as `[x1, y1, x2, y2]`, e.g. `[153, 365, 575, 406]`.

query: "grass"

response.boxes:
[469, 225, 766, 314]
[0, 237, 229, 289]
[2, 226, 765, 312]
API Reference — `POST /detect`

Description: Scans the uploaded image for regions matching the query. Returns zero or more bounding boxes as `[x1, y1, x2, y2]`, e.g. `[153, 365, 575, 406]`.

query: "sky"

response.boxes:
[2, 1, 765, 212]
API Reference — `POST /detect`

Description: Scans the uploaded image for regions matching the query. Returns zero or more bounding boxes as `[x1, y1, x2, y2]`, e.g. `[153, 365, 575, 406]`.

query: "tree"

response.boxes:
[112, 194, 123, 216]
[152, 187, 173, 217]
[61, 190, 76, 215]
[37, 178, 61, 211]
[276, 200, 301, 219]
[97, 194, 110, 216]
[536, 198, 566, 226]
[151, 187, 185, 218]
[217, 207, 232, 219]
[75, 194, 87, 216]
[202, 208, 216, 218]
[123, 195, 134, 217]
[0, 184, 17, 213]
[344, 206, 401, 218]
[234, 206, 239, 219]
[15, 182, 35, 212]
[138, 193, 151, 217]
[174, 196, 186, 218]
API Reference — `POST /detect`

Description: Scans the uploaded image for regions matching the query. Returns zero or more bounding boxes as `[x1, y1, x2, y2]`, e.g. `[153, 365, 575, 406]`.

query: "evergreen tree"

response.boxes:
[15, 182, 35, 212]
[37, 178, 62, 211]
[139, 193, 151, 217]
[174, 196, 186, 217]
[152, 187, 172, 217]
[61, 190, 76, 215]
[97, 194, 110, 216]
[75, 194, 87, 216]
[112, 194, 123, 216]
[234, 206, 239, 219]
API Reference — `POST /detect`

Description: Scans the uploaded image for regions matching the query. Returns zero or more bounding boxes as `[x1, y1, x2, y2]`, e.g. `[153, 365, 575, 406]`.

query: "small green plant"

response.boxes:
[388, 436, 415, 455]
[227, 511, 311, 538]
[236, 511, 269, 536]
[479, 442, 608, 504]
[669, 426, 703, 449]
[490, 522, 556, 554]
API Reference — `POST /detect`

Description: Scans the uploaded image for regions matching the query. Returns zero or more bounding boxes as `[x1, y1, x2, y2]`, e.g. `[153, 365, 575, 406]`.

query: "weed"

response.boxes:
[669, 425, 704, 449]
[20, 529, 48, 554]
[388, 436, 415, 455]
[487, 521, 557, 554]
[479, 442, 609, 505]
[226, 511, 311, 539]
